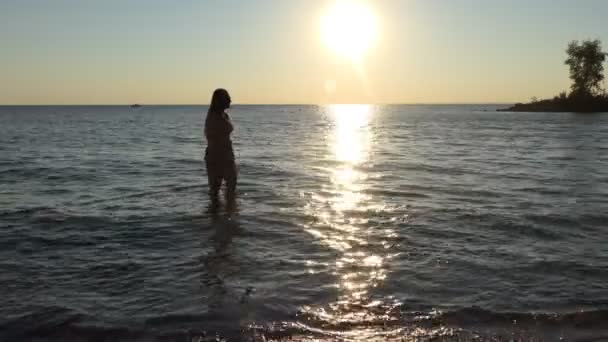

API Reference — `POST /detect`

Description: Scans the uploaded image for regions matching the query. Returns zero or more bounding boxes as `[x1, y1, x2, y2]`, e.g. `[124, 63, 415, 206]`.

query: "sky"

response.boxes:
[1, 0, 607, 105]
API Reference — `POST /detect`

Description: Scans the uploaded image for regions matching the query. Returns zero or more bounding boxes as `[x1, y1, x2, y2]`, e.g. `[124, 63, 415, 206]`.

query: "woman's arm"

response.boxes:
[222, 112, 234, 134]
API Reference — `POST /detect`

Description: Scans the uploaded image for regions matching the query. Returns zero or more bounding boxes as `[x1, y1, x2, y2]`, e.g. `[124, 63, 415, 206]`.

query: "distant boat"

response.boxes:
[130, 104, 142, 108]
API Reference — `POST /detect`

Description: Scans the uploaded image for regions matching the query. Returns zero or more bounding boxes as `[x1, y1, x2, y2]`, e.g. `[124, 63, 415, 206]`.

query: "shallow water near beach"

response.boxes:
[1, 104, 607, 341]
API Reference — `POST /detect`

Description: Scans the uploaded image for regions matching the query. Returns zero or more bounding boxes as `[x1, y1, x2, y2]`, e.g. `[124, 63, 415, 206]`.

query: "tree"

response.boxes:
[565, 39, 607, 97]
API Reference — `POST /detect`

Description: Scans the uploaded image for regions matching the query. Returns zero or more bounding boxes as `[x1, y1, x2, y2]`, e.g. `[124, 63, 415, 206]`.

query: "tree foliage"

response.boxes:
[501, 40, 608, 112]
[565, 39, 607, 97]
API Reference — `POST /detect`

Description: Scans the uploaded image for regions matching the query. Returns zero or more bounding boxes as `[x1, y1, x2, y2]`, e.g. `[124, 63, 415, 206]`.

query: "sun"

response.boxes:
[320, 1, 377, 61]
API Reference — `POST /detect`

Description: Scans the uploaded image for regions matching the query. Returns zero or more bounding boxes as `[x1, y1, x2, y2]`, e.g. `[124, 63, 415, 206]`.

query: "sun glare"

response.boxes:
[320, 1, 377, 61]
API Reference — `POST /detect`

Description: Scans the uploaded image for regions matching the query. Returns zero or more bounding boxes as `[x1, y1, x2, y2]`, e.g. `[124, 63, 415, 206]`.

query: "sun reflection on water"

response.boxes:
[300, 104, 403, 339]
[331, 104, 372, 164]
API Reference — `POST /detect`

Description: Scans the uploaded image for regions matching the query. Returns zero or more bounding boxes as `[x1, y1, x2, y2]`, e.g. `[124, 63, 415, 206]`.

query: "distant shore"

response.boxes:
[498, 95, 608, 113]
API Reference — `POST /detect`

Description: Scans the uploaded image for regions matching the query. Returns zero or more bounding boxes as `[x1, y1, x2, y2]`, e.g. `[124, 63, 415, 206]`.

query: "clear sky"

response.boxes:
[1, 0, 607, 105]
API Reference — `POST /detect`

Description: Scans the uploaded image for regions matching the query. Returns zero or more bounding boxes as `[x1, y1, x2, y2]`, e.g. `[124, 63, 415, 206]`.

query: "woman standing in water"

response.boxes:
[204, 88, 237, 208]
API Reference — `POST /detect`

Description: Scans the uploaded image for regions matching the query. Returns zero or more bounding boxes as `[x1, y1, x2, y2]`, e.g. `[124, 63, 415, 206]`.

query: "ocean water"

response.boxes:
[0, 104, 607, 341]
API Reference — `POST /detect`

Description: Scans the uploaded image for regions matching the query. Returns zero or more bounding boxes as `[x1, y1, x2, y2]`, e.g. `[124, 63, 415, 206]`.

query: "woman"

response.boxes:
[204, 88, 237, 207]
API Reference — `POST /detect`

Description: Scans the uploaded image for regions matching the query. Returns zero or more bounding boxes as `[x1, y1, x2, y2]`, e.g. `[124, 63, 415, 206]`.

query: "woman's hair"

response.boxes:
[209, 88, 230, 114]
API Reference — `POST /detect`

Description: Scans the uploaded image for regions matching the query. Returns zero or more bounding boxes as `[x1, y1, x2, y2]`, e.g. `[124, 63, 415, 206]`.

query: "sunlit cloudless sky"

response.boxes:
[1, 0, 607, 104]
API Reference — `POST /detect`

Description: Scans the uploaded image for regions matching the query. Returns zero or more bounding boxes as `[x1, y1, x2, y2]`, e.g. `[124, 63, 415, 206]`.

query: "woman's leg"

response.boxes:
[206, 160, 222, 206]
[224, 161, 238, 205]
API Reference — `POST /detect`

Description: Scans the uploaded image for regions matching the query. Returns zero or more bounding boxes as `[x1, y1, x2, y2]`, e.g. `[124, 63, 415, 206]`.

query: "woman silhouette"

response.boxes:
[204, 88, 237, 207]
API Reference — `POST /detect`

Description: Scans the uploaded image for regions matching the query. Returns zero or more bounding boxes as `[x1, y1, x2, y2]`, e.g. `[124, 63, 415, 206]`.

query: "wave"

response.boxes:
[448, 211, 565, 240]
[0, 206, 55, 218]
[365, 188, 430, 199]
[2, 307, 607, 341]
[0, 207, 116, 226]
[434, 307, 608, 328]
[0, 205, 212, 227]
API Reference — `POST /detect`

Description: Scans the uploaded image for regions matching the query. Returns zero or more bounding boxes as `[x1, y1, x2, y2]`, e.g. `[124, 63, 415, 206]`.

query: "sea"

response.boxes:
[1, 104, 607, 341]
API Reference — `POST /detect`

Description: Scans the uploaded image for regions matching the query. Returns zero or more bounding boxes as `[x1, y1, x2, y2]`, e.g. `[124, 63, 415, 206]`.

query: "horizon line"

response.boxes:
[0, 102, 516, 106]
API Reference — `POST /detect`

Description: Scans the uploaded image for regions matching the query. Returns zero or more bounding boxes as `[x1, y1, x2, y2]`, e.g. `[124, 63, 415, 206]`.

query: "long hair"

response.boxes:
[208, 88, 230, 114]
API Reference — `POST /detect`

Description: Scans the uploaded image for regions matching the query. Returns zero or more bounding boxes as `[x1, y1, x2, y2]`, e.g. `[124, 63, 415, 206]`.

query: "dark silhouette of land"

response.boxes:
[502, 93, 608, 112]
[500, 39, 608, 113]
